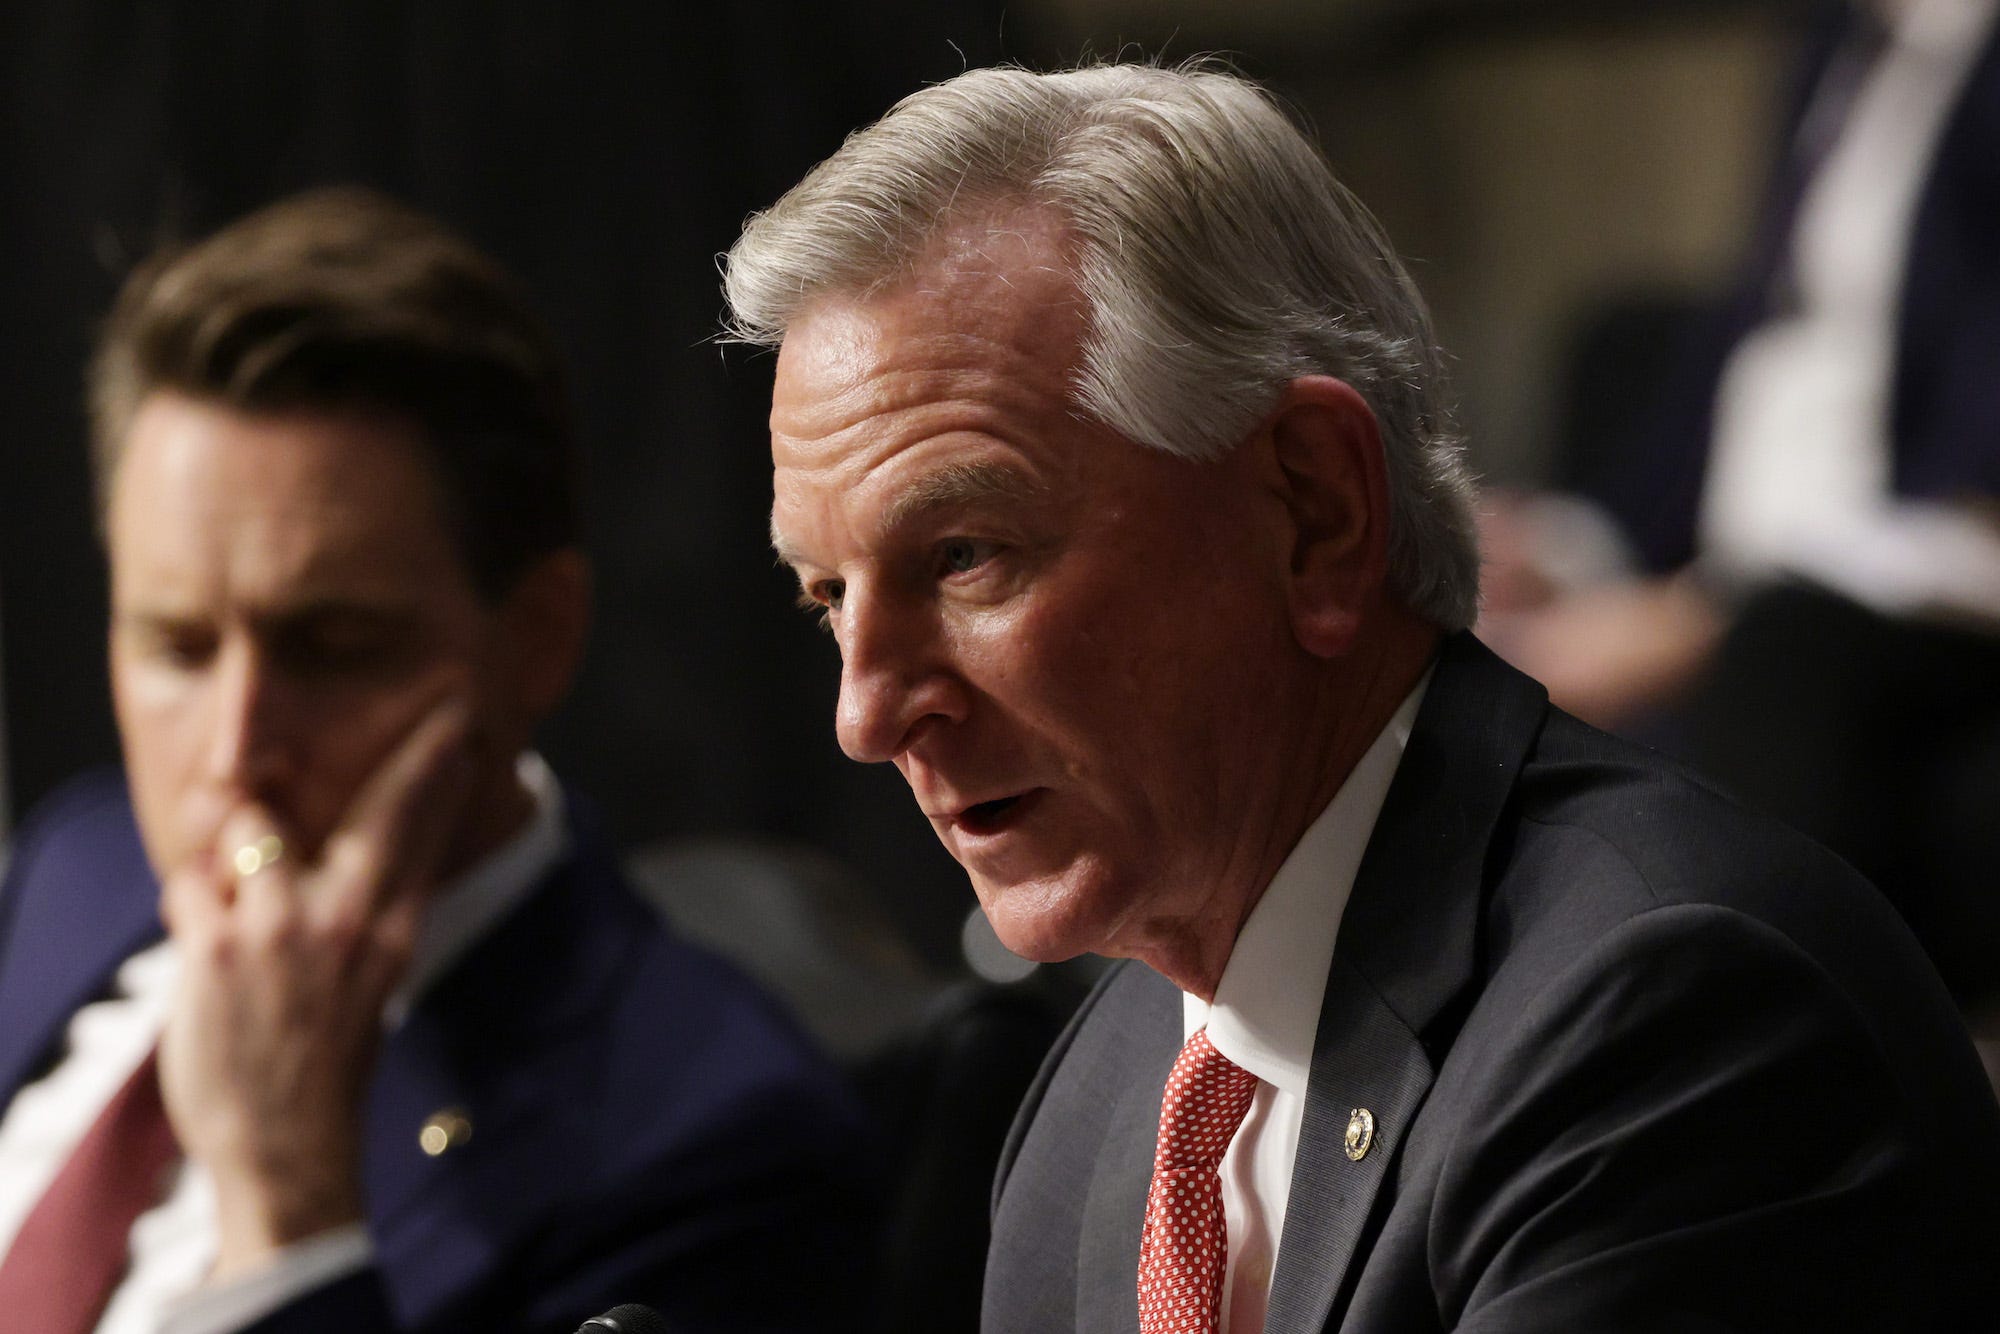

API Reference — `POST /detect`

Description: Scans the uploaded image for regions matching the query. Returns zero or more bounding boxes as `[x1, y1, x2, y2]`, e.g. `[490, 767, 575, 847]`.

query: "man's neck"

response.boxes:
[1143, 614, 1441, 1001]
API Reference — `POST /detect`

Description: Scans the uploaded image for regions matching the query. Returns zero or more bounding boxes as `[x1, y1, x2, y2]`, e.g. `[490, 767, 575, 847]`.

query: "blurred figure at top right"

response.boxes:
[1481, 0, 2000, 1045]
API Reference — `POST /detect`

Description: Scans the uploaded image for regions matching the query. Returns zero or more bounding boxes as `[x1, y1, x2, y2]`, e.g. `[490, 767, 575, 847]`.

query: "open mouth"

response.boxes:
[957, 791, 1035, 835]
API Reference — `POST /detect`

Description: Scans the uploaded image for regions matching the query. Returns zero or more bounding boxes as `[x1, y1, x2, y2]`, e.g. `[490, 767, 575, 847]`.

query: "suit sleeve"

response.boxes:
[230, 989, 880, 1334]
[233, 1270, 396, 1333]
[231, 1119, 877, 1334]
[1431, 904, 1968, 1333]
[160, 1227, 374, 1334]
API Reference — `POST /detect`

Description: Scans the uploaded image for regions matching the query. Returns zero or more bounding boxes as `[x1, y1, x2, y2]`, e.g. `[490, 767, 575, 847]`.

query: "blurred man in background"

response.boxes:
[0, 188, 874, 1334]
[729, 61, 2000, 1333]
[1480, 0, 2000, 1052]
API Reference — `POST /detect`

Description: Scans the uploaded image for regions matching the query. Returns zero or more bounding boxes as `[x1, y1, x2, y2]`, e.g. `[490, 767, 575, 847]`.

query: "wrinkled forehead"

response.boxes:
[772, 211, 1084, 427]
[768, 220, 1091, 542]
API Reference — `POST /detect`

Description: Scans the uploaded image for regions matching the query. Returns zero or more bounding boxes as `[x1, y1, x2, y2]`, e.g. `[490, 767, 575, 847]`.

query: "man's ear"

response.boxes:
[1264, 376, 1391, 658]
[499, 549, 593, 723]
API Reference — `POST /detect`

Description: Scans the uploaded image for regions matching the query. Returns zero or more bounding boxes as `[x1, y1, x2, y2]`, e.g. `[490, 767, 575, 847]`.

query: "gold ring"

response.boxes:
[232, 835, 285, 878]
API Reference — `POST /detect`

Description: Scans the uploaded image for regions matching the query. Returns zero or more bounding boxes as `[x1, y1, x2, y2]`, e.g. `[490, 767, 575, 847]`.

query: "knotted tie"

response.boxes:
[0, 1047, 180, 1334]
[1137, 1028, 1260, 1334]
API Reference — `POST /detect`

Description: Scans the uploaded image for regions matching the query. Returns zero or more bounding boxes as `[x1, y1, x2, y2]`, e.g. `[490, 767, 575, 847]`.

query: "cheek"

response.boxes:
[305, 687, 430, 786]
[112, 682, 220, 876]
[1048, 605, 1275, 807]
[467, 646, 536, 757]
[978, 572, 1142, 680]
[111, 662, 205, 787]
[1020, 594, 1189, 727]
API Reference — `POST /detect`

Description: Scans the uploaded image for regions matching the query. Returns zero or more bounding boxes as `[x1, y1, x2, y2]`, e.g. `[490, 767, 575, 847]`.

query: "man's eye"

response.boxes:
[272, 616, 404, 676]
[153, 626, 218, 669]
[295, 636, 384, 671]
[796, 580, 845, 627]
[939, 538, 999, 575]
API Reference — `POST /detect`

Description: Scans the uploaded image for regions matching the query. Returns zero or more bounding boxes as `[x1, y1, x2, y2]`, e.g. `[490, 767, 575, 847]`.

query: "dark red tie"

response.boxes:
[0, 1047, 180, 1334]
[1136, 1029, 1260, 1334]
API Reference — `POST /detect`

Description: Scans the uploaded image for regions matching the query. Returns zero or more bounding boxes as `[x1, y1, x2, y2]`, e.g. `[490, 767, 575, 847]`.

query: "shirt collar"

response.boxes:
[383, 752, 569, 1027]
[1184, 674, 1430, 1094]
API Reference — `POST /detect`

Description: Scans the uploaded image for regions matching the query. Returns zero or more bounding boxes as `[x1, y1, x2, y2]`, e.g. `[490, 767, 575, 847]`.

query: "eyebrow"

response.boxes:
[117, 596, 419, 632]
[772, 458, 1052, 568]
[880, 459, 1051, 532]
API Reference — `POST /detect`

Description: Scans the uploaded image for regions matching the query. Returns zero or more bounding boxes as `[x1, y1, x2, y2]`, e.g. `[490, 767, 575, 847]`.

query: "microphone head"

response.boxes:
[577, 1304, 670, 1334]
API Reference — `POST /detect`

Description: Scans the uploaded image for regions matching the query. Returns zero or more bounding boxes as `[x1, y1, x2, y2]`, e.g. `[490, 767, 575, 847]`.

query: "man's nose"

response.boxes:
[833, 587, 967, 764]
[203, 645, 295, 797]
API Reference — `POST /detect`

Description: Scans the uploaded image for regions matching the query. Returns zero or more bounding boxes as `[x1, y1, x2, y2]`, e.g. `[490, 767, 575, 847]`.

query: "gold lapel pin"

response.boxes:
[419, 1107, 474, 1157]
[1344, 1107, 1377, 1162]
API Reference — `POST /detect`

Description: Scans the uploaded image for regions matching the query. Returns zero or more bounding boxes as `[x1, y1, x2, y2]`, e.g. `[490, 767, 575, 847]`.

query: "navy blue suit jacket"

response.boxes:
[0, 772, 879, 1333]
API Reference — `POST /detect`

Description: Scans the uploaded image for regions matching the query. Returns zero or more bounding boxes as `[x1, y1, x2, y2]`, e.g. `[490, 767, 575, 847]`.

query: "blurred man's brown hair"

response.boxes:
[89, 186, 579, 598]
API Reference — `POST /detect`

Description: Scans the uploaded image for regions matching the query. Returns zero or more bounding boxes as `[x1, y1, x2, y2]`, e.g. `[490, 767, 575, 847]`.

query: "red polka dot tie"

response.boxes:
[1137, 1028, 1261, 1334]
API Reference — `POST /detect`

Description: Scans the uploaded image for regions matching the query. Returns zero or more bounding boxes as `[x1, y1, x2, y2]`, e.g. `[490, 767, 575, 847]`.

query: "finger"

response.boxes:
[157, 795, 246, 912]
[348, 894, 424, 1006]
[160, 861, 227, 942]
[218, 814, 289, 883]
[320, 690, 474, 913]
[216, 804, 299, 941]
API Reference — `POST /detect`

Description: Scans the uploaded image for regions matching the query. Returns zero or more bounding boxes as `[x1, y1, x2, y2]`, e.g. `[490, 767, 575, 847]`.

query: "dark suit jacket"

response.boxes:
[983, 635, 2000, 1332]
[0, 772, 879, 1334]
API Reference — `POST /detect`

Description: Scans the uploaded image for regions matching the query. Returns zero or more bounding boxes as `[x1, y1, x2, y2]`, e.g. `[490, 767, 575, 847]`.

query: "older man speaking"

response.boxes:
[725, 62, 2000, 1333]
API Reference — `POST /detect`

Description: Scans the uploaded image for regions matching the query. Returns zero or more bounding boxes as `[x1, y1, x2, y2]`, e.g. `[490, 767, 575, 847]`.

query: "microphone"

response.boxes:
[576, 1304, 669, 1334]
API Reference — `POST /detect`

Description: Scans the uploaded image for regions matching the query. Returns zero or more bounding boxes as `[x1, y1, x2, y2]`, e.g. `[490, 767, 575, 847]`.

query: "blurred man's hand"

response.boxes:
[158, 691, 472, 1279]
[1481, 573, 1722, 730]
[1476, 490, 1719, 729]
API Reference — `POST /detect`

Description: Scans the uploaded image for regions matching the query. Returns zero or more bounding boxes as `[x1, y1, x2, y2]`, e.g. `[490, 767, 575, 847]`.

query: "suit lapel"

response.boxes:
[1267, 635, 1547, 1333]
[1075, 992, 1176, 1334]
[1266, 957, 1438, 1334]
[361, 798, 644, 1321]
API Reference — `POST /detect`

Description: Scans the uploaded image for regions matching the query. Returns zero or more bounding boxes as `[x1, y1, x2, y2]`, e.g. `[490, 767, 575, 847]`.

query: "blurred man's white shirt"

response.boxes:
[1702, 0, 2000, 625]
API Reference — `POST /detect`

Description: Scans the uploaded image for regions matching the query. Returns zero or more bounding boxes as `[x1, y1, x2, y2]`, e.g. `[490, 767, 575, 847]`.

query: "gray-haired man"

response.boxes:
[727, 62, 2000, 1333]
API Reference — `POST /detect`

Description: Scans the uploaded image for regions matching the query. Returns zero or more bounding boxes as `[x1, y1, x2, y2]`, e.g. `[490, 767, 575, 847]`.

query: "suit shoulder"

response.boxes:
[1471, 715, 1999, 1178]
[1484, 709, 1987, 1089]
[0, 769, 150, 920]
[1423, 899, 2000, 1326]
[1502, 708, 1884, 934]
[3, 769, 143, 875]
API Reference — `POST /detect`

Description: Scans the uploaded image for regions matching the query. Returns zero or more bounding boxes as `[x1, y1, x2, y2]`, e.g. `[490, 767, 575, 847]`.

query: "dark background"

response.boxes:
[0, 0, 1042, 967]
[0, 0, 1807, 969]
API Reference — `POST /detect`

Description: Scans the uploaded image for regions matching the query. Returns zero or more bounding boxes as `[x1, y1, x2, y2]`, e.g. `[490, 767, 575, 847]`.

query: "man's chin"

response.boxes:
[970, 875, 1108, 966]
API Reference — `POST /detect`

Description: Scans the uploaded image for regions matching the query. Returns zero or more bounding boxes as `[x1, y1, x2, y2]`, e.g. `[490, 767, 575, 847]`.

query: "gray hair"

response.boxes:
[723, 61, 1480, 629]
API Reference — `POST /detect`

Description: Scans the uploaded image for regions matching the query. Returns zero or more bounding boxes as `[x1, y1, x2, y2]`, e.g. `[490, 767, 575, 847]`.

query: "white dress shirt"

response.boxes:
[1182, 678, 1427, 1334]
[1701, 0, 2000, 625]
[0, 753, 568, 1334]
